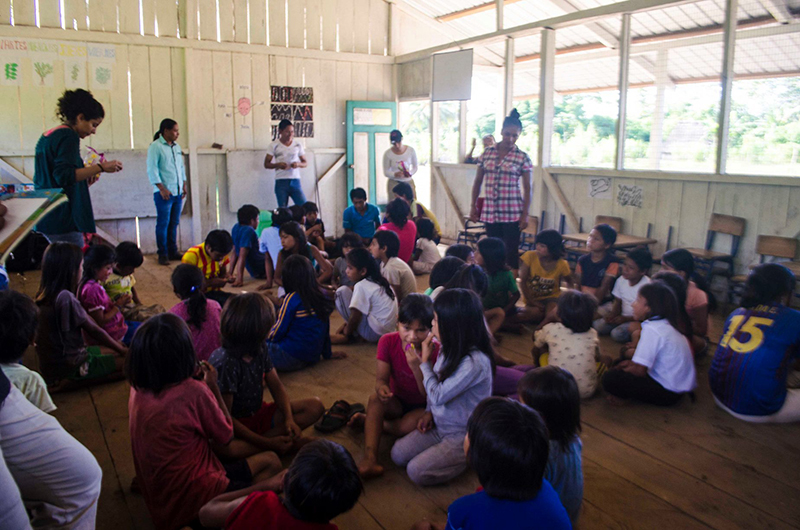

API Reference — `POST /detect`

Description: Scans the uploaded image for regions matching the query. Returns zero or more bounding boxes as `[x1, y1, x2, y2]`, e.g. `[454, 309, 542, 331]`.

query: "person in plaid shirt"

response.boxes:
[469, 109, 533, 272]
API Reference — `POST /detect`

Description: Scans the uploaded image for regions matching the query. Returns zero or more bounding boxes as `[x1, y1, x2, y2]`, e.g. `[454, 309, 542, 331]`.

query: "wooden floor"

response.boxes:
[10, 256, 800, 530]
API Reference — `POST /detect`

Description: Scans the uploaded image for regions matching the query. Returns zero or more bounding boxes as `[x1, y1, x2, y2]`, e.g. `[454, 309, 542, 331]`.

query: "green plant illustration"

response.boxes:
[71, 64, 80, 82]
[33, 62, 53, 85]
[95, 66, 111, 85]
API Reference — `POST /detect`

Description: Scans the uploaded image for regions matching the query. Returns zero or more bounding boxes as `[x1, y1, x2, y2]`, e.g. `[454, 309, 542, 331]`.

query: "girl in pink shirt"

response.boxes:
[379, 198, 417, 264]
[169, 264, 222, 362]
[79, 245, 140, 345]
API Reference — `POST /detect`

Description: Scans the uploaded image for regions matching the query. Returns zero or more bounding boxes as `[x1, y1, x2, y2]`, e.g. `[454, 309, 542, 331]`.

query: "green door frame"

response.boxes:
[345, 101, 397, 206]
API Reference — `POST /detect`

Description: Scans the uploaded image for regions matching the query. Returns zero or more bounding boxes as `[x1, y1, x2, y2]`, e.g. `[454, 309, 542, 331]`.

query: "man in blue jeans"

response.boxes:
[147, 119, 186, 265]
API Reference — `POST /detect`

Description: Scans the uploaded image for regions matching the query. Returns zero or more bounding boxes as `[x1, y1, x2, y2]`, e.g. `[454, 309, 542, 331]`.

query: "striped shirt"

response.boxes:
[478, 145, 533, 224]
[268, 292, 331, 363]
[181, 244, 230, 291]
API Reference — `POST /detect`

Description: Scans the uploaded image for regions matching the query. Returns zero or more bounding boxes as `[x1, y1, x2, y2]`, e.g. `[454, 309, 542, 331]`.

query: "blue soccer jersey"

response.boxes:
[709, 304, 800, 416]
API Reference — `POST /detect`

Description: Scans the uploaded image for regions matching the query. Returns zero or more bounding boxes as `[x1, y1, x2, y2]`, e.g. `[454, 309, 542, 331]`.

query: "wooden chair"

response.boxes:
[685, 213, 746, 282]
[518, 215, 541, 252]
[457, 198, 485, 247]
[595, 215, 623, 234]
[728, 235, 798, 302]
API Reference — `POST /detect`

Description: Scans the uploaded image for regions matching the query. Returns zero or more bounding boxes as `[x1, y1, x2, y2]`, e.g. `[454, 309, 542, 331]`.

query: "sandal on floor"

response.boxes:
[314, 400, 365, 433]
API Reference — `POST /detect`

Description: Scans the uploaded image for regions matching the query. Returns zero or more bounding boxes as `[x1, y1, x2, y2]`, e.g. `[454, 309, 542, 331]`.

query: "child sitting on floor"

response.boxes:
[424, 256, 466, 300]
[518, 367, 584, 525]
[391, 289, 493, 486]
[331, 233, 363, 289]
[575, 224, 619, 302]
[182, 229, 235, 306]
[349, 294, 440, 479]
[258, 208, 293, 290]
[127, 313, 282, 530]
[332, 248, 398, 344]
[274, 221, 333, 286]
[0, 290, 56, 413]
[412, 397, 570, 530]
[199, 439, 363, 529]
[209, 293, 325, 458]
[593, 246, 652, 343]
[103, 241, 164, 321]
[371, 230, 416, 303]
[303, 201, 335, 255]
[476, 237, 520, 335]
[445, 244, 475, 264]
[79, 244, 141, 346]
[168, 264, 222, 362]
[35, 243, 127, 388]
[411, 218, 441, 275]
[519, 230, 574, 327]
[267, 255, 343, 371]
[231, 204, 267, 287]
[532, 290, 604, 398]
[602, 282, 696, 406]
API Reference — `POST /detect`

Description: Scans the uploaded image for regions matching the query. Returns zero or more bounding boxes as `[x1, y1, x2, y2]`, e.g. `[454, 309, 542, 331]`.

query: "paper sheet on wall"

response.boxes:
[588, 177, 612, 199]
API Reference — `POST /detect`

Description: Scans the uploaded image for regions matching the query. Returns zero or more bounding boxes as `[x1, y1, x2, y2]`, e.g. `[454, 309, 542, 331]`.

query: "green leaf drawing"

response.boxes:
[71, 64, 80, 82]
[96, 67, 111, 85]
[34, 62, 53, 85]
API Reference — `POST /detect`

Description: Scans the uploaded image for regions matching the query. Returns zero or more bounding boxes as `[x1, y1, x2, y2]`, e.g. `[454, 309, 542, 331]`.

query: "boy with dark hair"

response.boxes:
[199, 439, 363, 529]
[594, 246, 652, 343]
[289, 204, 306, 224]
[303, 201, 335, 255]
[259, 208, 292, 289]
[343, 187, 381, 242]
[331, 233, 364, 289]
[231, 204, 267, 288]
[575, 223, 619, 302]
[392, 182, 442, 243]
[182, 229, 235, 306]
[412, 397, 570, 530]
[370, 230, 416, 303]
[349, 293, 439, 479]
[103, 241, 165, 321]
[0, 290, 56, 412]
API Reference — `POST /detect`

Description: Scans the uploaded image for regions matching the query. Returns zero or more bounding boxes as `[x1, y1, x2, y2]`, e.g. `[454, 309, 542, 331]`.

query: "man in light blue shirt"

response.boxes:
[342, 187, 380, 242]
[147, 119, 186, 265]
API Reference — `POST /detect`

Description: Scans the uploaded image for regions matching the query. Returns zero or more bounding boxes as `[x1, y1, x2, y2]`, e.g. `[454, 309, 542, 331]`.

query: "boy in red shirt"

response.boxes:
[199, 439, 362, 529]
[347, 293, 439, 479]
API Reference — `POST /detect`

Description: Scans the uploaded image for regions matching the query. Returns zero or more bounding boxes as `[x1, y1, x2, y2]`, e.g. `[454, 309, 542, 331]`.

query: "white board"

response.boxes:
[432, 49, 473, 102]
[226, 150, 318, 213]
[88, 150, 188, 220]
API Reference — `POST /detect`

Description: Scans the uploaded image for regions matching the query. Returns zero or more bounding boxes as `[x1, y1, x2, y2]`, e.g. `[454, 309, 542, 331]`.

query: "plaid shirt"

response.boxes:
[478, 145, 533, 224]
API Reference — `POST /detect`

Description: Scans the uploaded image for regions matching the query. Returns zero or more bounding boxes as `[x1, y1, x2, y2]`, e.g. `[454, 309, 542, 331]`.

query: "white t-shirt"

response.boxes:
[258, 226, 282, 262]
[383, 146, 418, 183]
[416, 238, 441, 265]
[533, 323, 599, 398]
[381, 257, 417, 300]
[1, 363, 57, 413]
[612, 275, 651, 317]
[350, 278, 398, 335]
[268, 139, 305, 180]
[632, 318, 696, 393]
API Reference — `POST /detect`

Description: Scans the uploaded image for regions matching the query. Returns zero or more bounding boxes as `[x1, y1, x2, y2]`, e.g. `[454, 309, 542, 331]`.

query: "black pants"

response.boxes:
[206, 290, 234, 308]
[602, 369, 683, 406]
[485, 222, 521, 269]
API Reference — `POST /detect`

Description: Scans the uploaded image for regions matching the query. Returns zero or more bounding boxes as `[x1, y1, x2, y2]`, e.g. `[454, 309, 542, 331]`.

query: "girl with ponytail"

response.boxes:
[148, 118, 186, 265]
[168, 264, 222, 361]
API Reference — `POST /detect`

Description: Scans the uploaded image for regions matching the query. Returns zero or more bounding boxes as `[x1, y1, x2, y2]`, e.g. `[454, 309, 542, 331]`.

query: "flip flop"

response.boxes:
[314, 400, 365, 433]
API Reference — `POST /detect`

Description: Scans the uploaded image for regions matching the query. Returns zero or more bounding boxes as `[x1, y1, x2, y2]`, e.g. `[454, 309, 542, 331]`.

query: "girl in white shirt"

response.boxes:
[332, 248, 398, 344]
[264, 119, 308, 208]
[602, 281, 696, 406]
[383, 130, 418, 200]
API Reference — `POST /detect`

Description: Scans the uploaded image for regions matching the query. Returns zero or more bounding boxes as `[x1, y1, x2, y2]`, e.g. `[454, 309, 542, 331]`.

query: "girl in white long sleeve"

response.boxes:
[391, 288, 494, 486]
[383, 129, 418, 200]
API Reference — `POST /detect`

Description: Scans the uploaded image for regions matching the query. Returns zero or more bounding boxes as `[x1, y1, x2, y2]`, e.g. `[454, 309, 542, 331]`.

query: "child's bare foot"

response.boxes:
[606, 394, 628, 406]
[358, 459, 385, 479]
[347, 412, 366, 430]
[330, 333, 350, 344]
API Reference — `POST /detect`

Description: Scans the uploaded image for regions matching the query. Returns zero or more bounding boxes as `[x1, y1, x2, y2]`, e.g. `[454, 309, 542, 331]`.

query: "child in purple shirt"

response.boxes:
[169, 264, 222, 362]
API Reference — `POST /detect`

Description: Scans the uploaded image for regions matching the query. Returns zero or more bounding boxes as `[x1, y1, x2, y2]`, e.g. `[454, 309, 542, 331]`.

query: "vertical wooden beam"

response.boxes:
[615, 13, 631, 170]
[184, 48, 203, 243]
[533, 28, 555, 217]
[649, 49, 668, 169]
[458, 100, 468, 162]
[430, 100, 439, 163]
[496, 0, 504, 30]
[716, 0, 737, 174]
[503, 36, 514, 116]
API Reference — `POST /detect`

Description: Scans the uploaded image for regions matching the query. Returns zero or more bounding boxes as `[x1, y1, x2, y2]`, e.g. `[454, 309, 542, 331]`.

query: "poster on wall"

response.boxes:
[1, 58, 23, 86]
[617, 184, 643, 208]
[64, 59, 86, 89]
[588, 178, 612, 200]
[89, 63, 113, 90]
[32, 60, 55, 87]
[269, 85, 314, 138]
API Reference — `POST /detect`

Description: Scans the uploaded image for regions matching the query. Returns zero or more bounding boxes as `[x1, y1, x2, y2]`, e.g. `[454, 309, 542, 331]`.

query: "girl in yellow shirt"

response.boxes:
[517, 230, 574, 327]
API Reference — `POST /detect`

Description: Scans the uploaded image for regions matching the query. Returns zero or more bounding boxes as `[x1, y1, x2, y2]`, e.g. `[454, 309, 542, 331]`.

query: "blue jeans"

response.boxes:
[122, 321, 142, 346]
[274, 179, 307, 208]
[153, 192, 182, 257]
[266, 342, 311, 372]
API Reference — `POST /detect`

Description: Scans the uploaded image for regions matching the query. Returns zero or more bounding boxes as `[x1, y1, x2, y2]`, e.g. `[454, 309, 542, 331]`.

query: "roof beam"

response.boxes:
[396, 0, 700, 63]
[758, 0, 793, 23]
[545, 0, 619, 47]
[435, 0, 523, 23]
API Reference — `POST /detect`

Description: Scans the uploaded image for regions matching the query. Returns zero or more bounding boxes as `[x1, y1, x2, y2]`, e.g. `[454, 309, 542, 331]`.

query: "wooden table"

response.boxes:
[562, 232, 658, 250]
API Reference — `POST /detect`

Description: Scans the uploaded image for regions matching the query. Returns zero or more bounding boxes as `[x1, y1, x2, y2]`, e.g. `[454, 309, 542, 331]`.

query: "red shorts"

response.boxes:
[238, 401, 278, 434]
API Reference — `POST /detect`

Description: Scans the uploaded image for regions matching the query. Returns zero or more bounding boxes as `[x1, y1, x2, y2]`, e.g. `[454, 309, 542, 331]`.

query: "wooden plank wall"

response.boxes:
[0, 0, 394, 253]
[434, 164, 800, 275]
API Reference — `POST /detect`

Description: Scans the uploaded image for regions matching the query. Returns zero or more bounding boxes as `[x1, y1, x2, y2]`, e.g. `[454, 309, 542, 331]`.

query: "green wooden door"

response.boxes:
[346, 101, 397, 207]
